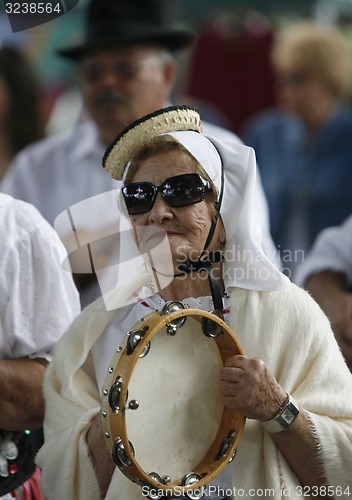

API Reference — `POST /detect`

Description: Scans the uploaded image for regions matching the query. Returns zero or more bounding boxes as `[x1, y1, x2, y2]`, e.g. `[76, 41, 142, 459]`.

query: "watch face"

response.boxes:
[281, 406, 296, 425]
[262, 396, 299, 433]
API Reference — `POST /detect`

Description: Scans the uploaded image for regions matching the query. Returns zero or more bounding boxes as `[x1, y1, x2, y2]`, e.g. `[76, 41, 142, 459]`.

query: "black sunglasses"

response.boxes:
[122, 173, 212, 215]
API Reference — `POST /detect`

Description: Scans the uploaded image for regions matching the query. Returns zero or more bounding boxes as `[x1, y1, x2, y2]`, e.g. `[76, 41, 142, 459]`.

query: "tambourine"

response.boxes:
[101, 301, 245, 499]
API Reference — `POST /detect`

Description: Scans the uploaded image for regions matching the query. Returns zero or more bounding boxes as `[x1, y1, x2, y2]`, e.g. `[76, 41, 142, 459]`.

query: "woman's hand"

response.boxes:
[220, 354, 287, 421]
[221, 355, 330, 491]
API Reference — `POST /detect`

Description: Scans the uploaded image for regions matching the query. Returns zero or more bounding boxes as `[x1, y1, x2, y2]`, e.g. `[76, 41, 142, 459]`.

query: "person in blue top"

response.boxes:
[241, 21, 352, 280]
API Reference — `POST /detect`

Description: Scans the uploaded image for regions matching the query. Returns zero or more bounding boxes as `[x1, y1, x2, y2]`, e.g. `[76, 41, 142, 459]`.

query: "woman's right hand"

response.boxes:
[220, 354, 287, 422]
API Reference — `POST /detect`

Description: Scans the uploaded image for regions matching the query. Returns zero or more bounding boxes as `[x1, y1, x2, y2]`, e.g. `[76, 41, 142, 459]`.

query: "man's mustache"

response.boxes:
[94, 91, 127, 107]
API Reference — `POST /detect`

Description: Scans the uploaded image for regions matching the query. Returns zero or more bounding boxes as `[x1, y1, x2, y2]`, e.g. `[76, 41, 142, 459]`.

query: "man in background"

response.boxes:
[1, 0, 277, 306]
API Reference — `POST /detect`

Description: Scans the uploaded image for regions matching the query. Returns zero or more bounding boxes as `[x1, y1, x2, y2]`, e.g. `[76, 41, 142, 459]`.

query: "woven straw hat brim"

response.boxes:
[102, 106, 202, 181]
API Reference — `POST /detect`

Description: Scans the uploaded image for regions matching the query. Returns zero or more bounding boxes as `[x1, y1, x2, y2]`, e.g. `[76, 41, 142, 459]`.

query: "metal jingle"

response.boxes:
[216, 431, 235, 460]
[182, 472, 202, 486]
[139, 341, 150, 358]
[202, 310, 224, 338]
[166, 324, 177, 336]
[161, 300, 185, 316]
[127, 329, 145, 354]
[182, 473, 203, 500]
[143, 473, 164, 500]
[162, 300, 187, 335]
[147, 471, 163, 483]
[111, 438, 135, 468]
[127, 329, 150, 358]
[128, 399, 139, 410]
[165, 317, 186, 335]
[108, 378, 122, 412]
[228, 448, 237, 463]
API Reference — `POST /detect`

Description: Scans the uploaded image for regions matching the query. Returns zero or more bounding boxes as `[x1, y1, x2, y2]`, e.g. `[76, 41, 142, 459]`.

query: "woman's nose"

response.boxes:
[148, 193, 173, 223]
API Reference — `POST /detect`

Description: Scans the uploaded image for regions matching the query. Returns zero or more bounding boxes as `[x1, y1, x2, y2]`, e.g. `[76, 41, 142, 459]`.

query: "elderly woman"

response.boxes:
[37, 106, 352, 500]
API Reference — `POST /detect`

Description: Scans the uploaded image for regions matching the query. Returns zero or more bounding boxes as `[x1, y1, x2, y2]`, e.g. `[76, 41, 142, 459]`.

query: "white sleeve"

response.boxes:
[0, 200, 81, 360]
[295, 214, 352, 287]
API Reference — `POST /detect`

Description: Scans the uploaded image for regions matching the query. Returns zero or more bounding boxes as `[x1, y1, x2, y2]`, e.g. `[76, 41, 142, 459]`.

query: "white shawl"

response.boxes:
[37, 281, 352, 499]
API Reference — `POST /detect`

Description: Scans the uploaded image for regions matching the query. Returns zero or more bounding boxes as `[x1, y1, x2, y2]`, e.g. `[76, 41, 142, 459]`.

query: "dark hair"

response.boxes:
[0, 46, 44, 154]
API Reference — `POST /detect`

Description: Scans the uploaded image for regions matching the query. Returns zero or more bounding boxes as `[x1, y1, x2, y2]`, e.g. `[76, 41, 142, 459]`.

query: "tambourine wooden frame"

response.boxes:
[101, 307, 246, 496]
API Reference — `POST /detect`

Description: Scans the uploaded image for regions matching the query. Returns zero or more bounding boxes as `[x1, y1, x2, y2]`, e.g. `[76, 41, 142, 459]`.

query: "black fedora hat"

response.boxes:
[58, 0, 194, 60]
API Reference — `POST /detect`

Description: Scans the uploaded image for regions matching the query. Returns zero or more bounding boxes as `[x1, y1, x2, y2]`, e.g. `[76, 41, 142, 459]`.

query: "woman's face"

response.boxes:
[128, 148, 224, 269]
[275, 65, 332, 120]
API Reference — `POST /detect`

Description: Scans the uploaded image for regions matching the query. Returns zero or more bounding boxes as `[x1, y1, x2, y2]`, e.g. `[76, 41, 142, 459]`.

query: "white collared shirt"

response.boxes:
[0, 194, 80, 360]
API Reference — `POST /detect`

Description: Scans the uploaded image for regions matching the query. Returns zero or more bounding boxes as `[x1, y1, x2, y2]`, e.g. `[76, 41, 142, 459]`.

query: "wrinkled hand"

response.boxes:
[328, 293, 352, 370]
[220, 355, 287, 421]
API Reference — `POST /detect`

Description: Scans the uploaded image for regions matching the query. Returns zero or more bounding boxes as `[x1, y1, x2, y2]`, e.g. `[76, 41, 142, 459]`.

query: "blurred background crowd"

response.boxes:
[0, 1, 352, 496]
[0, 0, 351, 283]
[1, 0, 351, 136]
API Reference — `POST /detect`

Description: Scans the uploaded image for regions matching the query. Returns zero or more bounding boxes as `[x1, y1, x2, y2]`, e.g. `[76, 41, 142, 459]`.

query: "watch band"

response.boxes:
[261, 394, 299, 433]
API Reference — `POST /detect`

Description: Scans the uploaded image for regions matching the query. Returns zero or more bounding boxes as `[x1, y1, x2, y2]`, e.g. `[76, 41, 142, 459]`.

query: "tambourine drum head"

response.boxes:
[126, 316, 223, 479]
[102, 307, 245, 493]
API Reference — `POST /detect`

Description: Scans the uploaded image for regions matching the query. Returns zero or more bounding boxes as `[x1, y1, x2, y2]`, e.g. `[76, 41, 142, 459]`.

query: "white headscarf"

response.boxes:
[104, 129, 289, 311]
[166, 131, 290, 291]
